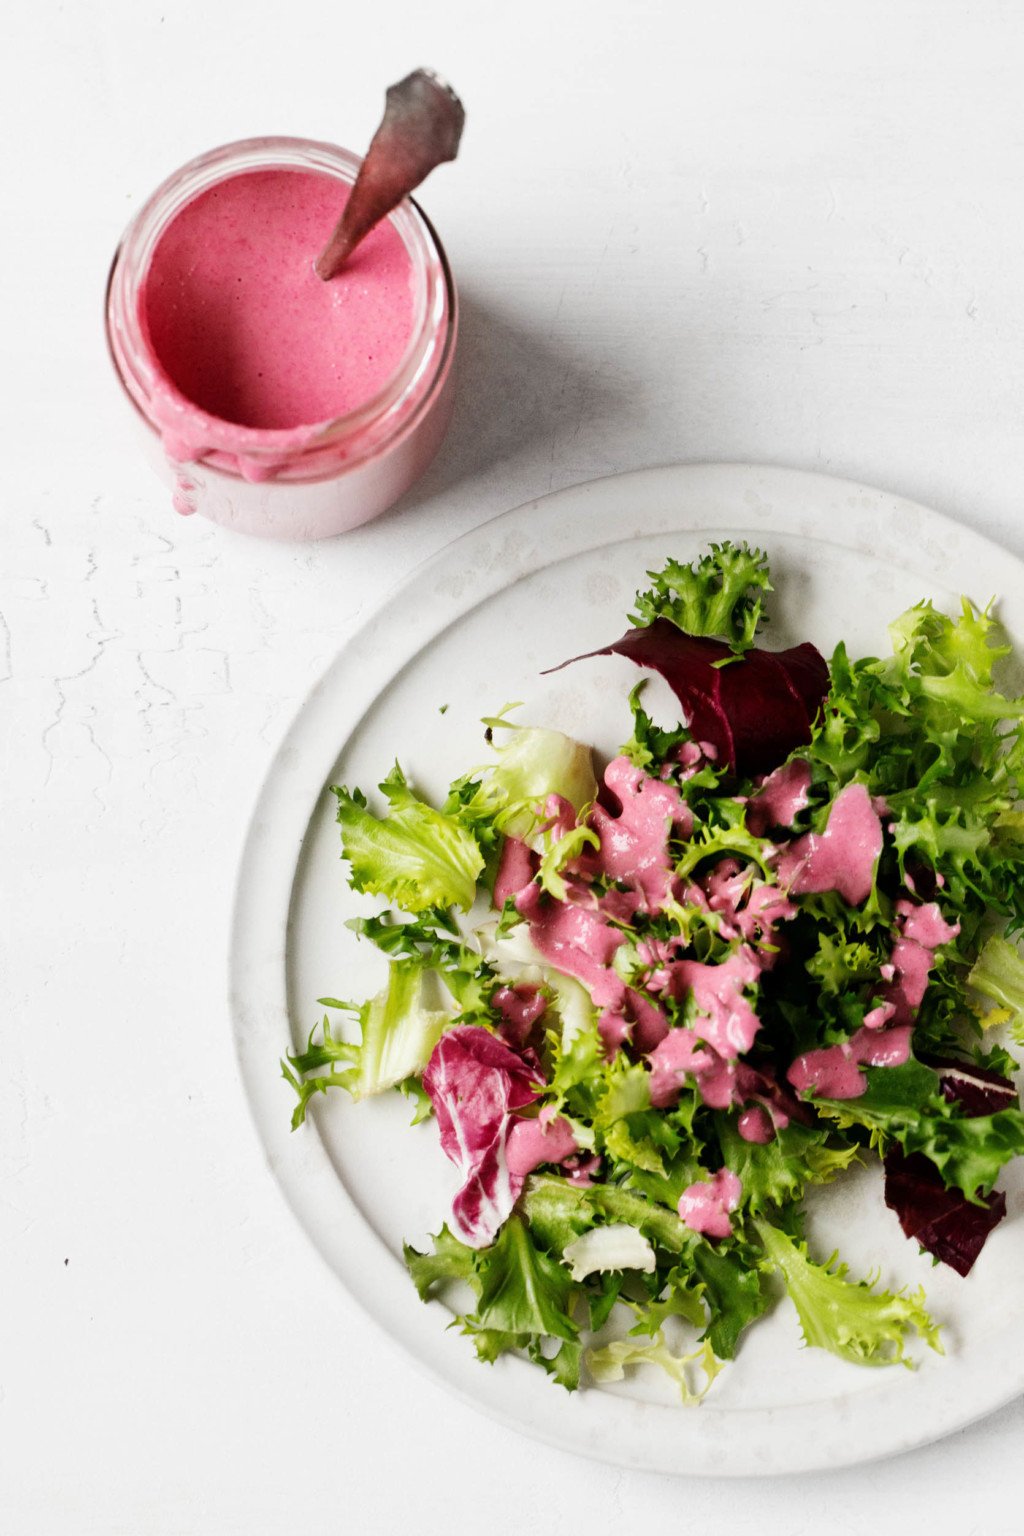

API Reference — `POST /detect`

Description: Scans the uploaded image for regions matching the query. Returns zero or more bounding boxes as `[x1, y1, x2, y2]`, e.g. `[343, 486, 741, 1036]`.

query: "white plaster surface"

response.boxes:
[4, 3, 1024, 1531]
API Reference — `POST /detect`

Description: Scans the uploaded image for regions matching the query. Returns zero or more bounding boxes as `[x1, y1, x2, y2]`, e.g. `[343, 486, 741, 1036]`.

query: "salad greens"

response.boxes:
[284, 542, 1024, 1401]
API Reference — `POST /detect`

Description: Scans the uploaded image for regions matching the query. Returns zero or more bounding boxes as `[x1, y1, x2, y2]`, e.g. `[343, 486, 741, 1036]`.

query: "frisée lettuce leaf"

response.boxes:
[334, 764, 484, 912]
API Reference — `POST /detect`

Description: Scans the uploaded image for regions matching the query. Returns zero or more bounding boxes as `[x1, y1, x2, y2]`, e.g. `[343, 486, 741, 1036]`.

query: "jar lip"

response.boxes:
[106, 135, 453, 464]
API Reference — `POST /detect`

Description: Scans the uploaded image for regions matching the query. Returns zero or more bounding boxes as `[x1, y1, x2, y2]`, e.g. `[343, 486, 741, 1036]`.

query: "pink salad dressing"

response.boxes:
[703, 859, 796, 956]
[492, 984, 548, 1050]
[678, 1168, 743, 1239]
[141, 168, 416, 455]
[580, 756, 692, 910]
[515, 885, 626, 1007]
[505, 1114, 579, 1177]
[774, 782, 882, 906]
[648, 1028, 714, 1107]
[649, 946, 764, 1056]
[493, 835, 536, 909]
[786, 899, 958, 1100]
[787, 1023, 914, 1100]
[647, 1027, 793, 1134]
[737, 1105, 776, 1143]
[878, 899, 960, 1025]
[746, 758, 812, 834]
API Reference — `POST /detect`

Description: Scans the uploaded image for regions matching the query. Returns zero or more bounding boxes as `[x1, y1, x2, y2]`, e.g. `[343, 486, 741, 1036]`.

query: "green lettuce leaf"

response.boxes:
[630, 542, 771, 655]
[334, 764, 484, 912]
[692, 1242, 772, 1360]
[587, 1333, 724, 1403]
[537, 822, 600, 901]
[969, 934, 1024, 1033]
[447, 718, 597, 844]
[406, 1219, 583, 1387]
[805, 598, 1024, 927]
[716, 1117, 860, 1216]
[817, 1060, 1024, 1197]
[283, 961, 449, 1127]
[522, 1173, 696, 1257]
[472, 1214, 578, 1342]
[346, 908, 498, 1022]
[754, 1220, 943, 1368]
[404, 1224, 481, 1300]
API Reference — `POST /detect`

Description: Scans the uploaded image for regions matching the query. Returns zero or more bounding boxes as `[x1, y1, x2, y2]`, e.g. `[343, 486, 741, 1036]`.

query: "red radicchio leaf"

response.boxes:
[882, 1151, 1007, 1278]
[932, 1056, 1019, 1118]
[421, 1025, 542, 1250]
[883, 1058, 1018, 1276]
[545, 618, 830, 777]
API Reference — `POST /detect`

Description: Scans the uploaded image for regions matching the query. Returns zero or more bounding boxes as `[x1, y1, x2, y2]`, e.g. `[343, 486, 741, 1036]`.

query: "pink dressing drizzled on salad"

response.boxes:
[494, 835, 536, 908]
[677, 739, 719, 779]
[862, 1000, 898, 1032]
[515, 884, 626, 1006]
[648, 1028, 794, 1132]
[505, 1113, 579, 1177]
[627, 989, 670, 1053]
[648, 1028, 713, 1107]
[595, 984, 670, 1057]
[774, 782, 883, 906]
[737, 1105, 776, 1143]
[877, 899, 960, 1025]
[899, 898, 960, 950]
[746, 758, 813, 834]
[579, 755, 692, 910]
[787, 1022, 914, 1100]
[492, 984, 547, 1051]
[538, 792, 579, 843]
[649, 946, 764, 1056]
[786, 899, 958, 1099]
[702, 859, 797, 958]
[678, 1168, 743, 1239]
[597, 887, 644, 925]
[563, 1151, 602, 1187]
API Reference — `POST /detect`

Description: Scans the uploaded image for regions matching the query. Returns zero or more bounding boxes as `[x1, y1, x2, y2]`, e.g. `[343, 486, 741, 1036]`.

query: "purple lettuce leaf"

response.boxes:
[883, 1058, 1018, 1276]
[547, 619, 830, 777]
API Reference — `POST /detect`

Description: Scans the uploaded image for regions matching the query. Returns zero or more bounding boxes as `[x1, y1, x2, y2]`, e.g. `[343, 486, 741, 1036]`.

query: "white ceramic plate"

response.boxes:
[230, 463, 1024, 1476]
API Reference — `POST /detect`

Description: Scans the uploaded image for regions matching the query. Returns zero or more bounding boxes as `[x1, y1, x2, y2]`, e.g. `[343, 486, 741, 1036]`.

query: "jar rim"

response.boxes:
[105, 135, 455, 476]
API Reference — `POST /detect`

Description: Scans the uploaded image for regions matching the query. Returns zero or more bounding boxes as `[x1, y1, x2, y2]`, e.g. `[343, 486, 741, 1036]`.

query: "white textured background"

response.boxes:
[4, 2, 1024, 1531]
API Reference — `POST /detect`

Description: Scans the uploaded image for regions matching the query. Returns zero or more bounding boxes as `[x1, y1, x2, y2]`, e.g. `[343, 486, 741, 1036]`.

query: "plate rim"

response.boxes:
[228, 461, 1024, 1476]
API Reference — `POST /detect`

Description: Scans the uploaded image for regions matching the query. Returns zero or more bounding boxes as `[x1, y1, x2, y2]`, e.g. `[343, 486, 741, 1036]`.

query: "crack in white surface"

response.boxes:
[39, 600, 125, 781]
[0, 608, 11, 683]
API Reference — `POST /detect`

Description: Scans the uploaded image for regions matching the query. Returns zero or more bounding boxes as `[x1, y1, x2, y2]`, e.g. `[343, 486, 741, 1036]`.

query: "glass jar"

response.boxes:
[105, 136, 457, 541]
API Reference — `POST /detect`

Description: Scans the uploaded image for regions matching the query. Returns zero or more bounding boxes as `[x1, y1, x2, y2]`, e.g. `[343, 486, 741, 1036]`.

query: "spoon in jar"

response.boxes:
[315, 68, 465, 281]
